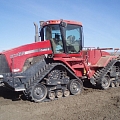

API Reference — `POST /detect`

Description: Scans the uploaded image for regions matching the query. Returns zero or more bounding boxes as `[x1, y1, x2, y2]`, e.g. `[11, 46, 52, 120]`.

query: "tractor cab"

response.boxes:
[40, 20, 83, 55]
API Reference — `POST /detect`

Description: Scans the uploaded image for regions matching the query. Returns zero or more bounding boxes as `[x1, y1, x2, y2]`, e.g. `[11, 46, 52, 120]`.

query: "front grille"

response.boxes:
[0, 54, 10, 73]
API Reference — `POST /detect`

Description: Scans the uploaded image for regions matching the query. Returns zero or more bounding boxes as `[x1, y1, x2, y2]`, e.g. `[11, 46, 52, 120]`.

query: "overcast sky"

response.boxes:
[0, 0, 120, 51]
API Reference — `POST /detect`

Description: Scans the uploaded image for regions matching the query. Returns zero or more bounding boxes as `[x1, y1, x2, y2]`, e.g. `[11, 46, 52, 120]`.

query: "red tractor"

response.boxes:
[0, 20, 120, 102]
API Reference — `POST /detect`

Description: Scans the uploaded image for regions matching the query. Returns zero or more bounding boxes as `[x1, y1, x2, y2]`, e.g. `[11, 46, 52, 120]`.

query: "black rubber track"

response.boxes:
[24, 62, 83, 102]
[91, 56, 120, 89]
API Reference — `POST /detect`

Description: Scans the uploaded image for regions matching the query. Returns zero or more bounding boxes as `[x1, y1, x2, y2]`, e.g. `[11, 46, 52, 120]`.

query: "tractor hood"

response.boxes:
[0, 40, 52, 73]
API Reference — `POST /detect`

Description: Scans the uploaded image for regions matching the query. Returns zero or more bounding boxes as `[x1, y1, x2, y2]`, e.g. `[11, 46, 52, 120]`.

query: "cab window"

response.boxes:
[43, 25, 64, 53]
[65, 25, 81, 53]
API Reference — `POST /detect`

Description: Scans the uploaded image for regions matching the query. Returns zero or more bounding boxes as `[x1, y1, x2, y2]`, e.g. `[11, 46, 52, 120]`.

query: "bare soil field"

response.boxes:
[0, 86, 120, 120]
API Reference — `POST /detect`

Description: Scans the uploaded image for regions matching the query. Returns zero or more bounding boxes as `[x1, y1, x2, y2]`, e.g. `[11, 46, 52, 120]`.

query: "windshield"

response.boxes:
[42, 24, 82, 54]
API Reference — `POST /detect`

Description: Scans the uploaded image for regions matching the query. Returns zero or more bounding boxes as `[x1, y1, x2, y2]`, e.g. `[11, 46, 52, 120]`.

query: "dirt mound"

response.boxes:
[0, 86, 120, 120]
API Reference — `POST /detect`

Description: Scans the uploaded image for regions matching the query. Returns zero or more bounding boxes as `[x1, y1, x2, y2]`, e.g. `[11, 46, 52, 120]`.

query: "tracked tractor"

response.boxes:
[0, 20, 120, 102]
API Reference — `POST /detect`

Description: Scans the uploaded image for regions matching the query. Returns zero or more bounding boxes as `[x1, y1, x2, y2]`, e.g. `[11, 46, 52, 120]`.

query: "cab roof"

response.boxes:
[41, 20, 82, 27]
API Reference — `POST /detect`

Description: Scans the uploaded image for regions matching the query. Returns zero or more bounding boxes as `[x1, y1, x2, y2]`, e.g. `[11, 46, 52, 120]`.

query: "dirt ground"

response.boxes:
[0, 86, 120, 120]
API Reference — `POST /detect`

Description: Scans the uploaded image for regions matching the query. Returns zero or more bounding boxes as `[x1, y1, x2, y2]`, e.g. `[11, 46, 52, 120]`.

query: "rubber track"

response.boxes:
[92, 56, 120, 88]
[24, 62, 83, 102]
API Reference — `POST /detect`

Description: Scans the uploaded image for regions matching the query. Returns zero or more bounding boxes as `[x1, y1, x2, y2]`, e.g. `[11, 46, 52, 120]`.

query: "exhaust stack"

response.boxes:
[34, 22, 39, 42]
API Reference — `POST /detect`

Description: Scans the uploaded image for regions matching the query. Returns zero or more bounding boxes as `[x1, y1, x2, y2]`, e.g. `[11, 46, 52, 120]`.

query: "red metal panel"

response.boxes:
[53, 57, 85, 77]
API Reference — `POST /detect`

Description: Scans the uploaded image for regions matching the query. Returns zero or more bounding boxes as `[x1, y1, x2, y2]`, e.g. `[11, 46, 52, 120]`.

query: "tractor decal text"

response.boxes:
[10, 47, 51, 58]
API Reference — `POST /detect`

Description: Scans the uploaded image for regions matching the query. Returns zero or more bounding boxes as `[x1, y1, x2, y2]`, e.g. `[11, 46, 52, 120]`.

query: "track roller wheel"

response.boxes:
[30, 83, 47, 102]
[115, 82, 119, 87]
[63, 89, 70, 97]
[56, 90, 63, 98]
[47, 91, 55, 100]
[101, 75, 110, 90]
[68, 79, 82, 95]
[110, 82, 115, 88]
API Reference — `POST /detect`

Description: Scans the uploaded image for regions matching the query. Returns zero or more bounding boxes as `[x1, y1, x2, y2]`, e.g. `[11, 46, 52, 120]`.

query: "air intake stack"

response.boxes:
[34, 22, 39, 42]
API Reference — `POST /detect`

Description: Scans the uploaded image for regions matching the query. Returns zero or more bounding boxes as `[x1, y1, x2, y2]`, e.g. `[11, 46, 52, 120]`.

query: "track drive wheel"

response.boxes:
[30, 83, 47, 102]
[101, 75, 110, 90]
[68, 79, 83, 95]
[47, 91, 55, 100]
